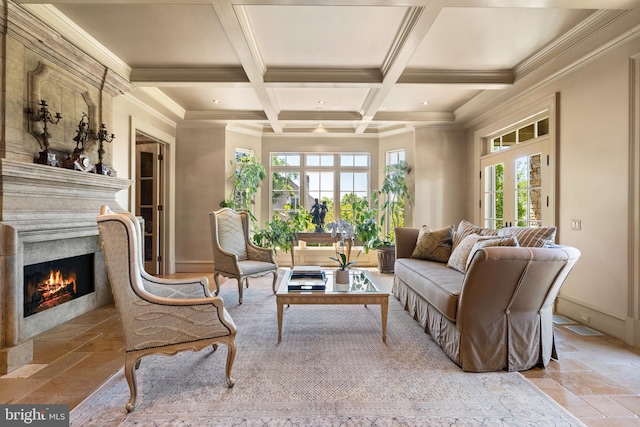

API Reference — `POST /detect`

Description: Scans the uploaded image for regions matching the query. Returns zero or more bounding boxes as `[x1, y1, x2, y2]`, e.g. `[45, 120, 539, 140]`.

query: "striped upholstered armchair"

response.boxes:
[209, 208, 278, 304]
[97, 206, 237, 412]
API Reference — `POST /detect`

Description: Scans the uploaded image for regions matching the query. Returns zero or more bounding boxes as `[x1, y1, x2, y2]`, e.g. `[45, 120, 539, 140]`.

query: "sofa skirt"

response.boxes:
[393, 274, 461, 367]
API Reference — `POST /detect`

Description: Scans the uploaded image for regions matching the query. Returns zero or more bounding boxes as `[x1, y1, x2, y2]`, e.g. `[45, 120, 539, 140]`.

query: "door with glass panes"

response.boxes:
[480, 140, 550, 230]
[136, 142, 164, 274]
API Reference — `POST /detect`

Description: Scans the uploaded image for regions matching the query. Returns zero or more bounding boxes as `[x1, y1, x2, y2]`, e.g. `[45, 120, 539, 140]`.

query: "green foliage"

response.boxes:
[224, 153, 266, 212]
[352, 195, 381, 253]
[376, 160, 412, 243]
[329, 251, 358, 271]
[252, 208, 312, 254]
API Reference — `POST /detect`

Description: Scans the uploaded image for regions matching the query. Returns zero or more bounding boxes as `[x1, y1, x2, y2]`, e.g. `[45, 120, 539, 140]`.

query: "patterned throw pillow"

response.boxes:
[451, 220, 498, 252]
[410, 225, 454, 263]
[447, 234, 498, 273]
[465, 236, 519, 270]
[498, 226, 556, 247]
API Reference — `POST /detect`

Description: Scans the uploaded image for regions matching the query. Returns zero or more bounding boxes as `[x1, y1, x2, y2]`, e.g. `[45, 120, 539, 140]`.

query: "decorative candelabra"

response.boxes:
[89, 123, 115, 175]
[25, 100, 62, 166]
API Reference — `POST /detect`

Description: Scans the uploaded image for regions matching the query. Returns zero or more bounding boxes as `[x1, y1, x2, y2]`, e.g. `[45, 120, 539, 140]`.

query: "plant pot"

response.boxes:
[335, 270, 350, 284]
[377, 245, 396, 274]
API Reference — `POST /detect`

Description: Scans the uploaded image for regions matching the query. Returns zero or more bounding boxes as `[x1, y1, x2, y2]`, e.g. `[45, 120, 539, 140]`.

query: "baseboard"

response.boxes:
[555, 295, 628, 343]
[175, 261, 213, 273]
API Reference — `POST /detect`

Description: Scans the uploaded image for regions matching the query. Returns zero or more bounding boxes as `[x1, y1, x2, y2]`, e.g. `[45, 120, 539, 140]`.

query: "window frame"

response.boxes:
[269, 152, 371, 223]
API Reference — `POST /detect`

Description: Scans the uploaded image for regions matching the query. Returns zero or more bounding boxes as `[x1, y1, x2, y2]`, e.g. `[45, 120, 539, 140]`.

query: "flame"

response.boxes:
[37, 269, 77, 299]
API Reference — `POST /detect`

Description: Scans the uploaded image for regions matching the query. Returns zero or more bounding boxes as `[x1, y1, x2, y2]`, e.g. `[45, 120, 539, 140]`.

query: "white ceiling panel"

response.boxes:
[272, 87, 371, 112]
[55, 4, 240, 67]
[408, 7, 595, 70]
[160, 87, 263, 111]
[383, 85, 482, 112]
[245, 5, 408, 68]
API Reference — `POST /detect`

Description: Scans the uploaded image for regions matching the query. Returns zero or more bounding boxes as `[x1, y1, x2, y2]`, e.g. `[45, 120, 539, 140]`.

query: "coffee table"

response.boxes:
[276, 269, 389, 343]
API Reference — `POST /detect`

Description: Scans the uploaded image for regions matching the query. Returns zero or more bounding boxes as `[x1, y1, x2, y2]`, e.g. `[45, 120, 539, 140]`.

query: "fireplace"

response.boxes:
[0, 159, 132, 374]
[24, 254, 95, 317]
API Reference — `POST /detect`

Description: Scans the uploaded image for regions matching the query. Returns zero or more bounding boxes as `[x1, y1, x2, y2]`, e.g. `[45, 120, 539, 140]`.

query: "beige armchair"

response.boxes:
[97, 206, 237, 412]
[209, 208, 278, 304]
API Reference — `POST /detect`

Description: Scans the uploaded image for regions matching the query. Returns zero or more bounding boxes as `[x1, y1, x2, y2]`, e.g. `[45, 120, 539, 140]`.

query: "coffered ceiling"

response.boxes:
[15, 0, 640, 134]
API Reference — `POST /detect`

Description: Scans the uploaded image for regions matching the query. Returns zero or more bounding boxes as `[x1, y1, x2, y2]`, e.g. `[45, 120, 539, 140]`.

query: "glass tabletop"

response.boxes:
[281, 269, 380, 294]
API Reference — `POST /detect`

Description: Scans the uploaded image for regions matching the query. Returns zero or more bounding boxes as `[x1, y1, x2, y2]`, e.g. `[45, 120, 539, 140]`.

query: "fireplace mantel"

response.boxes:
[0, 158, 132, 373]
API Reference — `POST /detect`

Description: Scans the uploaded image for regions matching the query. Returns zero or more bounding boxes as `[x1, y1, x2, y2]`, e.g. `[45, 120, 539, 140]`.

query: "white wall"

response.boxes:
[413, 127, 466, 229]
[174, 125, 226, 272]
[463, 36, 640, 342]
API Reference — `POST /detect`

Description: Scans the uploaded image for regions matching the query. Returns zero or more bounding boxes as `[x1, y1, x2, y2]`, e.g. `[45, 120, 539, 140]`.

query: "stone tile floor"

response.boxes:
[1, 280, 639, 426]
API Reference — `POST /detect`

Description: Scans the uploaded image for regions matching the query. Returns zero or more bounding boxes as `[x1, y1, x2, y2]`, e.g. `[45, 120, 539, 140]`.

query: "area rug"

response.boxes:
[71, 269, 584, 426]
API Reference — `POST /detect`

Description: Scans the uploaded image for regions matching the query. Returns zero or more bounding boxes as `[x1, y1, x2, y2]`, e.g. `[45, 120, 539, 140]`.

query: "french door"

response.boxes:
[480, 139, 551, 230]
[136, 141, 164, 274]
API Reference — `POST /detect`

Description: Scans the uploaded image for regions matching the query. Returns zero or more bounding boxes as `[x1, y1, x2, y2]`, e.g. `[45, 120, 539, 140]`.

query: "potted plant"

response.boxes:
[374, 160, 413, 273]
[352, 195, 381, 254]
[253, 208, 311, 255]
[220, 152, 266, 213]
[329, 250, 358, 284]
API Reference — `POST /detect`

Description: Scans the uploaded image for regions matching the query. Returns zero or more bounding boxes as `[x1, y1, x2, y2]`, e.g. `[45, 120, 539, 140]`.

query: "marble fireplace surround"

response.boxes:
[0, 159, 131, 373]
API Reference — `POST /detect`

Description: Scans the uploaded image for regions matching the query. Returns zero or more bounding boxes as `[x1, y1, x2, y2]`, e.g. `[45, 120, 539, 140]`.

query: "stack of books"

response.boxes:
[288, 266, 327, 291]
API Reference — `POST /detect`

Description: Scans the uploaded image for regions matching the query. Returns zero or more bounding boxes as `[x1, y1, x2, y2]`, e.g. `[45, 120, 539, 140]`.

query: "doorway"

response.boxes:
[135, 134, 165, 275]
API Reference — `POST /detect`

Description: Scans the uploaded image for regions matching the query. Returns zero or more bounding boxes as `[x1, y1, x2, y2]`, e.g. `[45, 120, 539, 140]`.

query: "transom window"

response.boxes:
[270, 152, 370, 225]
[490, 116, 549, 152]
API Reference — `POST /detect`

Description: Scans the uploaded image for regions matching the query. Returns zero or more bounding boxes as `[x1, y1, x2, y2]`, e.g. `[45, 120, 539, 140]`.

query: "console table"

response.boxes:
[291, 232, 353, 266]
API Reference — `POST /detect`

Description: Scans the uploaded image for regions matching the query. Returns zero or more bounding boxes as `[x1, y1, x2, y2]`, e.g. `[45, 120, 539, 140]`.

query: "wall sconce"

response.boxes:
[89, 123, 115, 175]
[25, 99, 62, 166]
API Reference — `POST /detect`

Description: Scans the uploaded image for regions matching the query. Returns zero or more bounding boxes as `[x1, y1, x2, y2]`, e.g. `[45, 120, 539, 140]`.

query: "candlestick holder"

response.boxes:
[25, 99, 62, 166]
[89, 123, 115, 175]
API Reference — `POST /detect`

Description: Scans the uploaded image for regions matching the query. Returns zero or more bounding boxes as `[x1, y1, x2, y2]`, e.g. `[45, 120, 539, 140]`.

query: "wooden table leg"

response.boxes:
[381, 300, 388, 343]
[277, 299, 284, 343]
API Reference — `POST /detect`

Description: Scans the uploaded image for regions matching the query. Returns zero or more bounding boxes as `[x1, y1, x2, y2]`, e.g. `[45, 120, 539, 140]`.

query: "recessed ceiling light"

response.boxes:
[318, 100, 326, 104]
[212, 99, 221, 104]
[422, 101, 429, 105]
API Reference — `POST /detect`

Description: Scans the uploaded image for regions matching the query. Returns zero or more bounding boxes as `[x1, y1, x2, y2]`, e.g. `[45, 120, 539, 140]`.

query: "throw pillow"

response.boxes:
[465, 236, 519, 270]
[451, 220, 499, 252]
[447, 233, 497, 273]
[410, 225, 454, 263]
[498, 226, 556, 247]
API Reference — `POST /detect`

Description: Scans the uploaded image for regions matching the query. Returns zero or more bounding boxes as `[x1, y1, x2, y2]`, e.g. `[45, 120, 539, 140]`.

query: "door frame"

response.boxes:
[129, 117, 176, 274]
[473, 93, 557, 229]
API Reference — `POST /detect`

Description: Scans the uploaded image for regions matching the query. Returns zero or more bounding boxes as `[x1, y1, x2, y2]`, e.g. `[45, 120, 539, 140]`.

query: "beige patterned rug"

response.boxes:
[71, 270, 583, 426]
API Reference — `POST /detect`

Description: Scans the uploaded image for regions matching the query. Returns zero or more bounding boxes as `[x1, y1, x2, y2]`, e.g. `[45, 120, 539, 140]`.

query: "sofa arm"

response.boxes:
[395, 227, 420, 259]
[456, 245, 580, 371]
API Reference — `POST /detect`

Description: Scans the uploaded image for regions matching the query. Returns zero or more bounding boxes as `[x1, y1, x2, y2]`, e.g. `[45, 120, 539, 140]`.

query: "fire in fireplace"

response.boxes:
[23, 254, 95, 317]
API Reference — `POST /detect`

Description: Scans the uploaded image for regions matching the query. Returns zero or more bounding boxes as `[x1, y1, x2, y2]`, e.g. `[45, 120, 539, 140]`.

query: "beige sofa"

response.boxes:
[393, 225, 581, 372]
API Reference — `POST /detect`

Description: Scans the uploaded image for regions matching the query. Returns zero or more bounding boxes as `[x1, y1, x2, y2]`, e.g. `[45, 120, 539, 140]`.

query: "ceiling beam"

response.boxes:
[356, 1, 445, 134]
[212, 0, 283, 132]
[398, 69, 514, 85]
[131, 67, 250, 86]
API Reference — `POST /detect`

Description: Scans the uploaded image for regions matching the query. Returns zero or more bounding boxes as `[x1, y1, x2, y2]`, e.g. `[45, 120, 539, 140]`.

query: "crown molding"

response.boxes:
[456, 9, 640, 128]
[124, 91, 178, 129]
[21, 4, 131, 81]
[226, 122, 264, 137]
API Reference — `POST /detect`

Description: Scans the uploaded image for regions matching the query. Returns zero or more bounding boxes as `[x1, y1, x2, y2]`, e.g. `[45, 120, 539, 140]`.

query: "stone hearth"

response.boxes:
[0, 159, 131, 373]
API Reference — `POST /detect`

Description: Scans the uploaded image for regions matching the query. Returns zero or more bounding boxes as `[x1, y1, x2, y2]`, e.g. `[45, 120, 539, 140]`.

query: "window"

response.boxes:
[480, 107, 553, 229]
[490, 117, 549, 152]
[270, 152, 370, 226]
